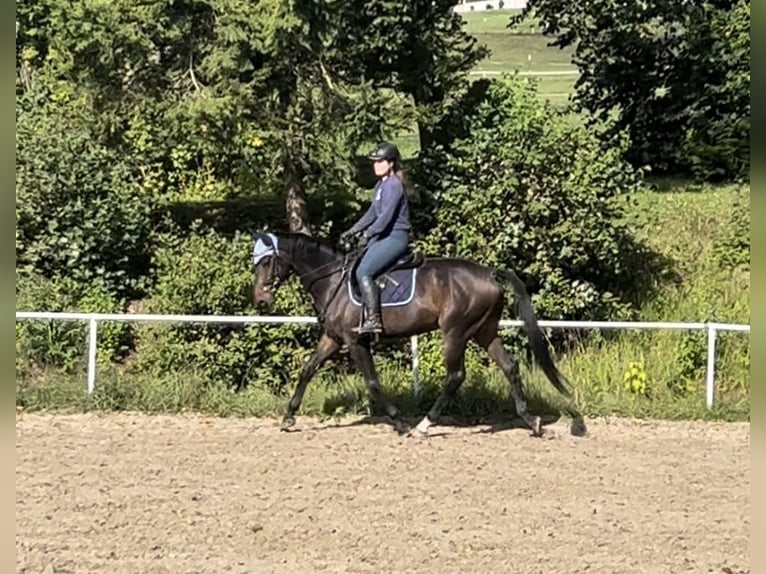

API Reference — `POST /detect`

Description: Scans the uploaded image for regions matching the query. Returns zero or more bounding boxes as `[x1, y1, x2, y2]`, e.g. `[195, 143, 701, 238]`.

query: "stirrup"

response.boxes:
[353, 313, 382, 334]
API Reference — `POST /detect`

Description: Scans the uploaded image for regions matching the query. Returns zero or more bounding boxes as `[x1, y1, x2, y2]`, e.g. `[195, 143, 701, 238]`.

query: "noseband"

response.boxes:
[261, 254, 285, 292]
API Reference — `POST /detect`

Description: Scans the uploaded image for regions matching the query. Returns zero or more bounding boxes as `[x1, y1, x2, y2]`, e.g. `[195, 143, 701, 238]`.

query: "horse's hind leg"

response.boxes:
[481, 336, 542, 437]
[414, 335, 466, 437]
[347, 340, 409, 435]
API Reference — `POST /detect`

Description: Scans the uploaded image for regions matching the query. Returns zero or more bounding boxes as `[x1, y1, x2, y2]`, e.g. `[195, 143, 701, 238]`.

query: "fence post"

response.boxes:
[410, 334, 421, 398]
[705, 323, 717, 409]
[87, 316, 98, 395]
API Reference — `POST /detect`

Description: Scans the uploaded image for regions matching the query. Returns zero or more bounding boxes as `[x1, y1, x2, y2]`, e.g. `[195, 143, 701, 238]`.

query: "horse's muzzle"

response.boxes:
[253, 286, 275, 307]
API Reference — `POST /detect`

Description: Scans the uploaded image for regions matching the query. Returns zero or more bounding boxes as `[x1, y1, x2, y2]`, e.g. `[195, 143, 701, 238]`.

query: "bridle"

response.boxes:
[253, 235, 361, 322]
[261, 255, 283, 293]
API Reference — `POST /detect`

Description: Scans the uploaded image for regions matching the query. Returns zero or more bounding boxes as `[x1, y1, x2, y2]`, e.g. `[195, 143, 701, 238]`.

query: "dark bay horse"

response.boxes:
[251, 231, 586, 438]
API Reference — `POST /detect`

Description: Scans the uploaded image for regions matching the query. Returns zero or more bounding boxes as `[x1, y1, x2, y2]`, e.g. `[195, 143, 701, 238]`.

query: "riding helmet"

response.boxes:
[368, 141, 401, 163]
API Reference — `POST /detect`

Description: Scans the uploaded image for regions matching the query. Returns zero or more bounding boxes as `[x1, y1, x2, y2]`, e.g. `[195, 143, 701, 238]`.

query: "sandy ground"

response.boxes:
[16, 412, 749, 574]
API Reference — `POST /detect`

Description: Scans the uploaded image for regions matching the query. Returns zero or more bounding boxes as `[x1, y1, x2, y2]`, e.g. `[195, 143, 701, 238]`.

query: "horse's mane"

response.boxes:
[282, 232, 343, 264]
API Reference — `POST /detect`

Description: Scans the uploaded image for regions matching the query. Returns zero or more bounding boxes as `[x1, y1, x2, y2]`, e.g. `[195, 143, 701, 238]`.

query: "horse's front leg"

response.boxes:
[281, 332, 341, 431]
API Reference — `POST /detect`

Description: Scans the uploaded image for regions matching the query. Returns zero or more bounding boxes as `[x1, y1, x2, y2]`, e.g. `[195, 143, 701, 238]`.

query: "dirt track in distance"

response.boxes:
[16, 413, 749, 574]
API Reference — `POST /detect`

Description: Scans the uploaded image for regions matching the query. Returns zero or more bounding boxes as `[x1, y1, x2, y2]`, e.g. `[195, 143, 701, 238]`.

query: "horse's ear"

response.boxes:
[248, 228, 264, 242]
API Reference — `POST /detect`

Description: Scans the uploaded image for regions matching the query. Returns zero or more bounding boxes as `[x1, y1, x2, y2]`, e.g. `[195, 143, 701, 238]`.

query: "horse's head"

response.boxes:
[251, 232, 293, 307]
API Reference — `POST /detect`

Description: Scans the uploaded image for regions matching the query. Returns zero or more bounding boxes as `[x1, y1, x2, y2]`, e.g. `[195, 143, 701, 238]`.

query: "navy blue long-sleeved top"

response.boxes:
[349, 175, 411, 239]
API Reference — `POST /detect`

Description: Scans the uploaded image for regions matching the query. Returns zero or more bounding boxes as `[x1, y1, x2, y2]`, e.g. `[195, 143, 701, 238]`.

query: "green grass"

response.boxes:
[471, 35, 576, 73]
[461, 8, 578, 87]
[461, 8, 532, 34]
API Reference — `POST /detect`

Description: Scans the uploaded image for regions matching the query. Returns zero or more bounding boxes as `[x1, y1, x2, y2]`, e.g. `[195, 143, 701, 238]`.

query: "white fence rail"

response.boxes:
[16, 311, 749, 409]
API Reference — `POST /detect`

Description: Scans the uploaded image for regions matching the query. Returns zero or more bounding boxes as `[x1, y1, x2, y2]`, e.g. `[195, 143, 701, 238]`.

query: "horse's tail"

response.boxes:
[494, 268, 573, 398]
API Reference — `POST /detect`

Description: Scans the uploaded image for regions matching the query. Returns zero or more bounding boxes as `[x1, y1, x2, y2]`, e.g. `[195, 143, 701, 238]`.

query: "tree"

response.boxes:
[15, 0, 408, 235]
[513, 0, 750, 181]
[15, 93, 154, 300]
[415, 76, 664, 325]
[16, 0, 486, 236]
[327, 0, 489, 149]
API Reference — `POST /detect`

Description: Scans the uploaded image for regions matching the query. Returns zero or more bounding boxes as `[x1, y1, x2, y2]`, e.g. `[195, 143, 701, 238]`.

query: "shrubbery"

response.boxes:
[714, 187, 750, 271]
[15, 97, 154, 301]
[16, 271, 130, 374]
[126, 226, 321, 392]
[415, 76, 659, 324]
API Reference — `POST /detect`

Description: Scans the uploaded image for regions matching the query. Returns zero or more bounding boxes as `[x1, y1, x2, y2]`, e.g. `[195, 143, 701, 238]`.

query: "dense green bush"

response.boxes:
[127, 226, 321, 391]
[15, 96, 154, 300]
[678, 1, 750, 182]
[16, 271, 130, 374]
[415, 76, 661, 327]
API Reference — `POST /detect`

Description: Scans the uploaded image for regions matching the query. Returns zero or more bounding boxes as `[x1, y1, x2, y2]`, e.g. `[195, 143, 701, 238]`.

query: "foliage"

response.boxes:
[16, 185, 750, 422]
[15, 92, 154, 300]
[14, 0, 494, 406]
[414, 76, 662, 329]
[670, 331, 705, 397]
[16, 271, 130, 374]
[678, 1, 750, 181]
[128, 226, 320, 391]
[628, 183, 749, 325]
[15, 0, 483, 234]
[515, 0, 750, 181]
[714, 186, 750, 270]
[623, 361, 649, 396]
[15, 0, 750, 423]
[327, 0, 489, 147]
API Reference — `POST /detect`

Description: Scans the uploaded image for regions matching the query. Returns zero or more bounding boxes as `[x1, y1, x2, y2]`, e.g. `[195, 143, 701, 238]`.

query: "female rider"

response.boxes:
[340, 142, 411, 334]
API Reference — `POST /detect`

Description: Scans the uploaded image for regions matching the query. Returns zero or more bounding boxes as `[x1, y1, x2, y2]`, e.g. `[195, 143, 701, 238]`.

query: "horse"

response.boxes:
[250, 231, 586, 438]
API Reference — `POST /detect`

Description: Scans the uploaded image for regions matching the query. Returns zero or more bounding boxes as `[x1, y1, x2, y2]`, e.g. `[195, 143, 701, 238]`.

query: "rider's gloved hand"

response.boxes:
[339, 230, 356, 251]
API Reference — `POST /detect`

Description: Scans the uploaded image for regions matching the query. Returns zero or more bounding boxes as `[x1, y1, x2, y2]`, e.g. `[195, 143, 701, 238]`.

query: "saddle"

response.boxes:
[348, 247, 424, 292]
[387, 249, 425, 272]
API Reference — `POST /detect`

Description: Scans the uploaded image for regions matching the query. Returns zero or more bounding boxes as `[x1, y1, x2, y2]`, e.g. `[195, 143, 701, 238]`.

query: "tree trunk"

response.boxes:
[277, 78, 312, 235]
[411, 75, 445, 151]
[284, 163, 312, 235]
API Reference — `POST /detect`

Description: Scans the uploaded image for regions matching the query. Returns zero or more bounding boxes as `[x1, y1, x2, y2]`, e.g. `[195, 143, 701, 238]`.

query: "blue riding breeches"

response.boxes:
[355, 230, 409, 284]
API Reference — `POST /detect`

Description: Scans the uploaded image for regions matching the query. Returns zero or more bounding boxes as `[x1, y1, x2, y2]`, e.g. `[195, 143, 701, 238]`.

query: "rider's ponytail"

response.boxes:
[393, 161, 413, 197]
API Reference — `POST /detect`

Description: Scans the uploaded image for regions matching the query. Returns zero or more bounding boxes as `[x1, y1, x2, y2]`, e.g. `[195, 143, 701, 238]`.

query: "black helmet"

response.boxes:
[368, 141, 400, 163]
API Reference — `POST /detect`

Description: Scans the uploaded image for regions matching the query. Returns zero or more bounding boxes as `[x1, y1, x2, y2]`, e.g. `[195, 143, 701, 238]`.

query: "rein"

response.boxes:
[265, 244, 363, 324]
[317, 254, 352, 325]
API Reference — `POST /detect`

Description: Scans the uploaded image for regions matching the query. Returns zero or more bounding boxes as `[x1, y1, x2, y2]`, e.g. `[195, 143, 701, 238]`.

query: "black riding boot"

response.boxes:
[356, 275, 383, 333]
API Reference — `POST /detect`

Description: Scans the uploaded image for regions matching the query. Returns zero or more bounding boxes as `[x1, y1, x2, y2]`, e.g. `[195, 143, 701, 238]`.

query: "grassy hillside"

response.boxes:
[551, 182, 750, 421]
[461, 9, 578, 103]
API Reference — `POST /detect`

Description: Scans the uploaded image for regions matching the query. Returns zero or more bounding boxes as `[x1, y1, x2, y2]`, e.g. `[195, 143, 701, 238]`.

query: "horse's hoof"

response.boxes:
[570, 416, 588, 437]
[392, 419, 410, 436]
[527, 416, 543, 437]
[280, 417, 296, 432]
[406, 416, 432, 441]
[407, 427, 430, 441]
